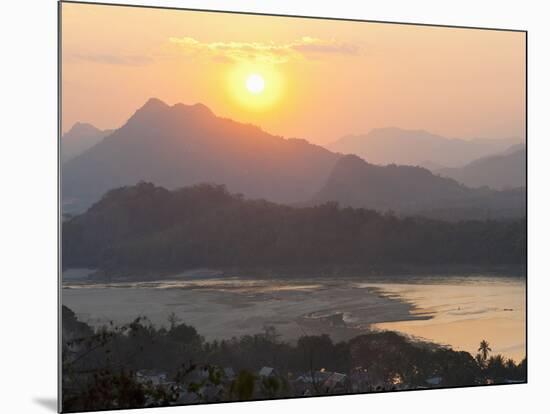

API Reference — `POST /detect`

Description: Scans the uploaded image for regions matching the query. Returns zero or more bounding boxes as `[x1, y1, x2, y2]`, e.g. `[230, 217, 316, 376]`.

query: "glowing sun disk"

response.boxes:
[225, 64, 284, 112]
[246, 74, 265, 94]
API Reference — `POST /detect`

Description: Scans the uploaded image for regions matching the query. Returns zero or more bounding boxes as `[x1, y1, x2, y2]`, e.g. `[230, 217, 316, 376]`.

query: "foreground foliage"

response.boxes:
[62, 306, 526, 412]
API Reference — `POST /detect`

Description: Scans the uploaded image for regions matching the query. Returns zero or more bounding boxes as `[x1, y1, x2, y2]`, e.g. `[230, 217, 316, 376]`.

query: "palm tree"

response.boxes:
[475, 353, 485, 369]
[478, 340, 492, 361]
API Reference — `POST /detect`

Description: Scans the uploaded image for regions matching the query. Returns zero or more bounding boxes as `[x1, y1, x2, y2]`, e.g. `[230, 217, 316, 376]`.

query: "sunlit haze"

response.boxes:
[62, 3, 525, 144]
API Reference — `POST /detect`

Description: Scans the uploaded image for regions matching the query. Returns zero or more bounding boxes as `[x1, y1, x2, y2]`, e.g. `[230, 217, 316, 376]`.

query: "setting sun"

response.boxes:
[246, 74, 265, 94]
[225, 64, 285, 112]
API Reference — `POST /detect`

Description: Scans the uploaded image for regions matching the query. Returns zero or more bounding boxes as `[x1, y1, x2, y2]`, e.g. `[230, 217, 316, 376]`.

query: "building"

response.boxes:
[425, 376, 443, 387]
[224, 367, 236, 380]
[350, 367, 370, 393]
[135, 370, 170, 387]
[258, 366, 277, 378]
[323, 372, 349, 393]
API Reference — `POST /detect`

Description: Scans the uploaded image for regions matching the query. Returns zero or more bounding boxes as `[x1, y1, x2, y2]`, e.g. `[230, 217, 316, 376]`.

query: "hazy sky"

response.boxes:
[61, 3, 526, 144]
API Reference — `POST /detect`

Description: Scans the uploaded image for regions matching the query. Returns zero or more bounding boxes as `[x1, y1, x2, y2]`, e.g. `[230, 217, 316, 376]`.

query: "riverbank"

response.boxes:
[66, 263, 526, 283]
[62, 273, 525, 361]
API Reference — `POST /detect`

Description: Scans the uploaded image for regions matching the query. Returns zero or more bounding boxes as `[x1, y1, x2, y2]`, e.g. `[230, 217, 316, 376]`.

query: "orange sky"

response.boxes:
[61, 2, 526, 145]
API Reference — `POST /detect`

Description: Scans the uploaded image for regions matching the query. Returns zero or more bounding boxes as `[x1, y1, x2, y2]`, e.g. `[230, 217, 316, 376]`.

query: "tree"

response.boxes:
[475, 353, 485, 369]
[229, 370, 256, 401]
[478, 340, 492, 362]
[167, 312, 181, 330]
[169, 323, 200, 344]
[261, 376, 281, 398]
[487, 354, 507, 383]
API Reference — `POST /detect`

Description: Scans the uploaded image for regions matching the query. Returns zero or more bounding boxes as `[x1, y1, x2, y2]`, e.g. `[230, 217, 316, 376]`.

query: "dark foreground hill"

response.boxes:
[62, 182, 526, 275]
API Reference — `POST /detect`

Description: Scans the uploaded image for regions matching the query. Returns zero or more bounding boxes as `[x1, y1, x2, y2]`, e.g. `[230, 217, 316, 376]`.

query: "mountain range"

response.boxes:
[327, 128, 522, 168]
[62, 98, 339, 212]
[61, 122, 113, 163]
[311, 155, 525, 220]
[433, 144, 526, 190]
[62, 98, 525, 220]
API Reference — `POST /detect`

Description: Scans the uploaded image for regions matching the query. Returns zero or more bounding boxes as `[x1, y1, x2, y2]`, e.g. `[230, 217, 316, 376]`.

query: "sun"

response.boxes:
[246, 74, 265, 94]
[225, 64, 284, 111]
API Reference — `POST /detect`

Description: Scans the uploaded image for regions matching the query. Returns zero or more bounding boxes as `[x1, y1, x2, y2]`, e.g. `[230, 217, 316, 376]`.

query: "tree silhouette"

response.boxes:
[229, 370, 256, 400]
[167, 312, 181, 330]
[478, 340, 492, 362]
[475, 353, 485, 369]
[487, 354, 507, 383]
[62, 305, 526, 411]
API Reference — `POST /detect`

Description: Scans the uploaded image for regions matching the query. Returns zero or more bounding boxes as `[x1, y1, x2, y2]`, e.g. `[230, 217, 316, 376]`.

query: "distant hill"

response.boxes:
[327, 128, 521, 168]
[501, 143, 526, 155]
[62, 182, 526, 275]
[62, 98, 339, 212]
[310, 155, 525, 220]
[62, 100, 525, 219]
[61, 122, 112, 163]
[434, 145, 526, 190]
[420, 160, 448, 171]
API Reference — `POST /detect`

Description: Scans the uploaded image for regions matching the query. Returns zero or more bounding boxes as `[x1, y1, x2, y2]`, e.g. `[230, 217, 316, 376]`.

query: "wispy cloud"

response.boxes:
[67, 53, 154, 66]
[168, 36, 361, 64]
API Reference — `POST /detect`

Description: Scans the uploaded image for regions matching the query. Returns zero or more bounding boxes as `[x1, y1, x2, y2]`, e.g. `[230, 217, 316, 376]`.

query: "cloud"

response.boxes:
[168, 36, 361, 64]
[67, 53, 154, 66]
[293, 42, 360, 55]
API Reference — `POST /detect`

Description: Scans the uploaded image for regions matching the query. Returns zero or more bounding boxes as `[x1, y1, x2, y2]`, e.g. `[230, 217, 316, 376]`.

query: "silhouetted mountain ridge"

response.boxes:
[62, 98, 340, 212]
[62, 99, 525, 220]
[311, 155, 525, 219]
[434, 145, 526, 189]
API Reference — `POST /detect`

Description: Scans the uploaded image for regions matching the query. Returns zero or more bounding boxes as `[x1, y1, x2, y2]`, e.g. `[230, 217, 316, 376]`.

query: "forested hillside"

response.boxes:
[63, 182, 526, 275]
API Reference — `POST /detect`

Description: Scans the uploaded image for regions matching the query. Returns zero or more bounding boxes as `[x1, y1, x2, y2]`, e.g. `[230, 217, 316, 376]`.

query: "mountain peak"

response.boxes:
[65, 122, 102, 137]
[133, 98, 215, 122]
[173, 102, 214, 118]
[139, 97, 170, 112]
[62, 98, 340, 212]
[125, 98, 173, 126]
[61, 122, 113, 163]
[367, 127, 446, 141]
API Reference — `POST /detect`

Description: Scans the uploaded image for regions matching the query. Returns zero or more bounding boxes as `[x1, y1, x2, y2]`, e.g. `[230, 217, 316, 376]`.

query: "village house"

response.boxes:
[135, 370, 170, 387]
[224, 367, 236, 380]
[425, 376, 443, 387]
[323, 372, 349, 393]
[258, 366, 277, 378]
[350, 366, 370, 393]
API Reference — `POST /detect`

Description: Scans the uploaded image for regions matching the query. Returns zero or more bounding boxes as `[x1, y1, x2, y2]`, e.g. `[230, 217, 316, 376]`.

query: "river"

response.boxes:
[62, 271, 526, 361]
